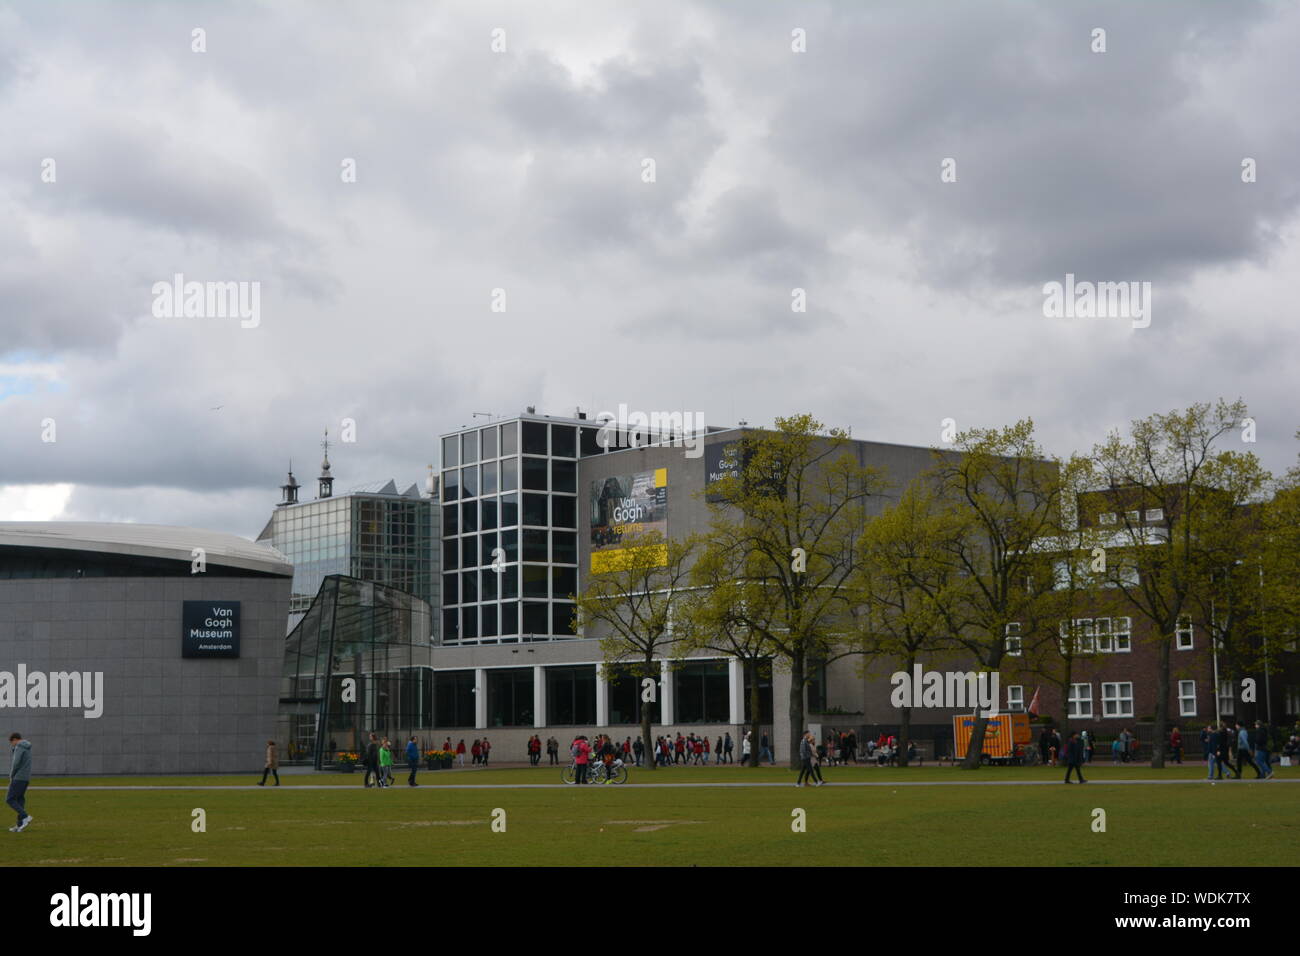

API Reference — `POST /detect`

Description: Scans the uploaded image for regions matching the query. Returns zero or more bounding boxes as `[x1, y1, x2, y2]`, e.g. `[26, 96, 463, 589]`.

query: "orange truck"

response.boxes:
[952, 713, 1032, 764]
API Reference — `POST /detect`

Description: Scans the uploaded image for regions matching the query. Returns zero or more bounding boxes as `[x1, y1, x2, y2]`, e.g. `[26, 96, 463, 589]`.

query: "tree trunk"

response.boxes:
[788, 653, 805, 770]
[960, 715, 988, 770]
[1151, 636, 1170, 769]
[898, 652, 915, 767]
[642, 655, 656, 771]
[747, 658, 763, 768]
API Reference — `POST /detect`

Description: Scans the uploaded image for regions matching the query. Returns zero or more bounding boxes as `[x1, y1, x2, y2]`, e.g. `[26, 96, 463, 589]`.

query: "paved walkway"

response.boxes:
[33, 778, 1297, 790]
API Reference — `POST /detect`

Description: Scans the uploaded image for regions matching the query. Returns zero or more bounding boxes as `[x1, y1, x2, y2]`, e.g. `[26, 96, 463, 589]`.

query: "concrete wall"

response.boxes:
[0, 574, 290, 775]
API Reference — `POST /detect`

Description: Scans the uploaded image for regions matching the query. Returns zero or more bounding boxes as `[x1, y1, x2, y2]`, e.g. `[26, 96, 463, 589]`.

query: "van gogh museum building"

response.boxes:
[0, 410, 938, 774]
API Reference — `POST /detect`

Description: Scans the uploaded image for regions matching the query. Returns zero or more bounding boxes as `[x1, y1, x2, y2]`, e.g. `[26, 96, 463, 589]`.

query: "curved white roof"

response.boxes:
[0, 521, 292, 576]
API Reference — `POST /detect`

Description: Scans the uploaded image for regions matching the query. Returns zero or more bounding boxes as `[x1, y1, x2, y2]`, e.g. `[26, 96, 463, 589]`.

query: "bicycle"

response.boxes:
[562, 758, 628, 785]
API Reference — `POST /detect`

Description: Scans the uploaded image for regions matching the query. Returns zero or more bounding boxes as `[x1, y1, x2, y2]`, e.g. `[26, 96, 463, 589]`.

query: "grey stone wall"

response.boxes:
[0, 575, 290, 775]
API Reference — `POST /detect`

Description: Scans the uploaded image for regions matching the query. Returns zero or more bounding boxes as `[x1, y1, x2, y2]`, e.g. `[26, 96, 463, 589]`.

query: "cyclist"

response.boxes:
[597, 734, 619, 784]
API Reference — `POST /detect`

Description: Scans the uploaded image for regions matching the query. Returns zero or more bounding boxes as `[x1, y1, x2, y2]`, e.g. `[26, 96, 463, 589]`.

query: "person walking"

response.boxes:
[481, 737, 491, 767]
[258, 739, 280, 786]
[723, 733, 734, 764]
[796, 730, 817, 787]
[379, 737, 395, 787]
[456, 739, 466, 767]
[1063, 731, 1086, 784]
[1118, 728, 1132, 763]
[471, 739, 482, 765]
[759, 732, 773, 765]
[1081, 729, 1094, 764]
[1235, 723, 1259, 779]
[741, 731, 753, 766]
[1208, 724, 1235, 780]
[406, 736, 420, 786]
[1169, 727, 1183, 765]
[1253, 721, 1274, 779]
[363, 733, 381, 788]
[547, 736, 559, 766]
[6, 733, 33, 832]
[1200, 726, 1212, 763]
[633, 736, 644, 767]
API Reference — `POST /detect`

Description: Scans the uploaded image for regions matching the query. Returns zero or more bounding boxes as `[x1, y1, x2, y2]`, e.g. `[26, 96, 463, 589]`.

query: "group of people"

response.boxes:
[1199, 721, 1276, 780]
[820, 729, 860, 765]
[355, 733, 423, 788]
[568, 733, 623, 784]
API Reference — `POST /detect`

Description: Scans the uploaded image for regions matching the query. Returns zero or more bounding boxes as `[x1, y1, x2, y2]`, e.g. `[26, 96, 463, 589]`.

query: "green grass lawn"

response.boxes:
[9, 763, 1298, 866]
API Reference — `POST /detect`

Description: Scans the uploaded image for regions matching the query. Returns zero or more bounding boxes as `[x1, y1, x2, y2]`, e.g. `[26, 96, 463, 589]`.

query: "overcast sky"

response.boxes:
[1, 0, 1298, 539]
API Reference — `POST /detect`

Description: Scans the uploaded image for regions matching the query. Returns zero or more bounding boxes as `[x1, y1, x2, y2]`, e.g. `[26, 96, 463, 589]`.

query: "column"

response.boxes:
[533, 665, 546, 728]
[660, 659, 674, 726]
[728, 658, 744, 725]
[595, 663, 610, 727]
[474, 667, 487, 730]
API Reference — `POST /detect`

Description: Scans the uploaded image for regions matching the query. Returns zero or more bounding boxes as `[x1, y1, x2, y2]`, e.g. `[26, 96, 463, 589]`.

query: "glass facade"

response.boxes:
[277, 575, 434, 767]
[259, 490, 436, 620]
[441, 418, 578, 645]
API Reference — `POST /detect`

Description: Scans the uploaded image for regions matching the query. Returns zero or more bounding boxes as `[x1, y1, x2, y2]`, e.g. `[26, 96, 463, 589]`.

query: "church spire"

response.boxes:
[278, 460, 300, 507]
[318, 430, 334, 499]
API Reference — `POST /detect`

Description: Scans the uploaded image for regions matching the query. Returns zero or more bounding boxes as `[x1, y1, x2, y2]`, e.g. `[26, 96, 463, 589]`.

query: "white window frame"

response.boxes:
[1004, 622, 1022, 657]
[1075, 618, 1095, 654]
[1125, 510, 1140, 524]
[1176, 615, 1194, 650]
[1178, 680, 1197, 717]
[1217, 680, 1235, 716]
[1098, 512, 1117, 525]
[1145, 508, 1164, 522]
[1095, 617, 1112, 653]
[1110, 616, 1131, 652]
[1068, 683, 1093, 719]
[1006, 685, 1025, 713]
[1102, 681, 1134, 718]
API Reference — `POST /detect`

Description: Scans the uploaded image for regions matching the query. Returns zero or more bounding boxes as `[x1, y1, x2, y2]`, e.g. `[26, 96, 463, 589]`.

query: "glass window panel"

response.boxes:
[461, 536, 477, 567]
[522, 456, 548, 491]
[442, 572, 458, 605]
[481, 460, 499, 495]
[481, 427, 498, 459]
[522, 601, 549, 636]
[461, 465, 478, 498]
[552, 531, 577, 565]
[501, 529, 518, 563]
[500, 601, 518, 635]
[580, 427, 606, 457]
[522, 421, 548, 455]
[501, 567, 518, 600]
[462, 606, 478, 640]
[523, 493, 547, 526]
[500, 492, 519, 527]
[434, 670, 473, 725]
[442, 469, 459, 502]
[523, 564, 548, 598]
[501, 421, 517, 456]
[442, 436, 459, 468]
[480, 531, 498, 567]
[442, 539, 459, 571]
[551, 425, 576, 458]
[500, 458, 518, 493]
[481, 603, 498, 637]
[461, 500, 477, 533]
[523, 529, 548, 562]
[486, 668, 534, 726]
[480, 497, 498, 531]
[461, 570, 478, 604]
[552, 566, 577, 601]
[481, 567, 499, 601]
[552, 495, 576, 528]
[550, 459, 576, 493]
[461, 430, 478, 464]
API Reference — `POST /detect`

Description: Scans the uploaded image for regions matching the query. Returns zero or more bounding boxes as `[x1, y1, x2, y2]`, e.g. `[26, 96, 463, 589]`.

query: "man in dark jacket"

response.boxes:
[1252, 721, 1273, 780]
[364, 733, 381, 788]
[1209, 724, 1235, 780]
[7, 733, 33, 832]
[1063, 731, 1086, 783]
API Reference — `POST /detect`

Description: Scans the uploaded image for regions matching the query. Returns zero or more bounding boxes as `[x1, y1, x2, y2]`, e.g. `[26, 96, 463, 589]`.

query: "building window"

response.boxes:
[1217, 680, 1235, 716]
[1007, 685, 1025, 713]
[742, 660, 775, 722]
[1068, 683, 1093, 719]
[607, 665, 657, 724]
[481, 426, 498, 460]
[546, 666, 596, 725]
[1176, 615, 1194, 650]
[1004, 622, 1022, 656]
[1095, 617, 1112, 653]
[1145, 508, 1164, 522]
[1125, 511, 1140, 524]
[1178, 680, 1197, 717]
[486, 668, 534, 726]
[1284, 685, 1300, 717]
[434, 670, 474, 726]
[673, 660, 730, 723]
[1102, 682, 1134, 718]
[1098, 512, 1117, 525]
[1112, 617, 1131, 652]
[521, 421, 548, 456]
